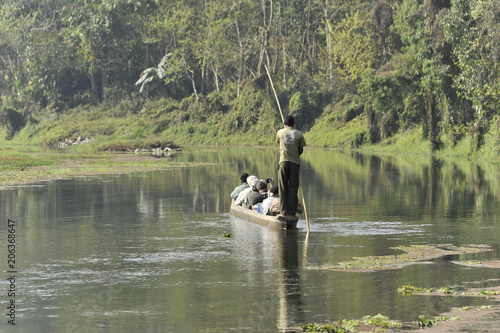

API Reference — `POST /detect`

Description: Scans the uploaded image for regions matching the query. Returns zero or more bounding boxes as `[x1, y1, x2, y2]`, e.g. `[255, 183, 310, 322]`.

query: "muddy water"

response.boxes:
[1, 148, 500, 332]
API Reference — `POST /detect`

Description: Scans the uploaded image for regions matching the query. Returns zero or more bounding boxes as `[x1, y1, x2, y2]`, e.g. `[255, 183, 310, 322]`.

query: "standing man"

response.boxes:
[276, 115, 306, 217]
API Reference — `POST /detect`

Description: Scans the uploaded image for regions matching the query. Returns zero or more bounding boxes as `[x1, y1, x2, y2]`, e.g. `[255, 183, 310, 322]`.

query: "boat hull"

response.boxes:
[229, 200, 298, 229]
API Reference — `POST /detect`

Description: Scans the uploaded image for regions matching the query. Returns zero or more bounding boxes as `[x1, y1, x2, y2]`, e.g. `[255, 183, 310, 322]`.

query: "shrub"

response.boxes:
[129, 126, 146, 139]
[1, 107, 26, 140]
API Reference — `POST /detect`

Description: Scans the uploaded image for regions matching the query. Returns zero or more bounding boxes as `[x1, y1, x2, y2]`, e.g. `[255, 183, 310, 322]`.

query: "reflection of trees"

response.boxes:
[4, 148, 500, 231]
[302, 150, 500, 221]
[170, 147, 500, 221]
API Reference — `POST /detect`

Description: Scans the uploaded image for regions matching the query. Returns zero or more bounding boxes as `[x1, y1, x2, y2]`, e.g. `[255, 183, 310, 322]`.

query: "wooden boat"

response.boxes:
[229, 200, 298, 229]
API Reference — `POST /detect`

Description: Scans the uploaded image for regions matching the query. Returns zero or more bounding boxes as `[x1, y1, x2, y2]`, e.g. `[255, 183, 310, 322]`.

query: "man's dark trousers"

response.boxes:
[278, 161, 300, 216]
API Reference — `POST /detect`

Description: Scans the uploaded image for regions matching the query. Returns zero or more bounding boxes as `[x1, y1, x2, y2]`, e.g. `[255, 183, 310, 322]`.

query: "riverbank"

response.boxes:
[0, 148, 199, 186]
[3, 94, 500, 164]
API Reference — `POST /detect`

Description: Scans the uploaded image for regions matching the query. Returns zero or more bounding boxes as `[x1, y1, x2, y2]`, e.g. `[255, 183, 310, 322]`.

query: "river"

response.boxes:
[1, 148, 500, 332]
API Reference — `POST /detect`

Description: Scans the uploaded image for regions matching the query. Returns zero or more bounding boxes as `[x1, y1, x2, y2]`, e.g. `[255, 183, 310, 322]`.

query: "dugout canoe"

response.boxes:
[229, 200, 298, 229]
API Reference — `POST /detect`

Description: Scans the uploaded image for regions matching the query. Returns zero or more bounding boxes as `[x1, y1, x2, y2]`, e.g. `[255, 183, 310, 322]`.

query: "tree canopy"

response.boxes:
[2, 0, 500, 153]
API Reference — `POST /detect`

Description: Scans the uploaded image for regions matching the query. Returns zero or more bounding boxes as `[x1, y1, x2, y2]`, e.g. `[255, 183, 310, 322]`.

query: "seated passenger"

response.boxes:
[230, 172, 249, 199]
[267, 188, 303, 216]
[235, 176, 258, 207]
[257, 185, 278, 215]
[269, 197, 281, 216]
[249, 180, 269, 209]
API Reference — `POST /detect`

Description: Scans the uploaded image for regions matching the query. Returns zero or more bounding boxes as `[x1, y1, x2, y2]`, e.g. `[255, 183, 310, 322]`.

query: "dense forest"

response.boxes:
[1, 0, 500, 155]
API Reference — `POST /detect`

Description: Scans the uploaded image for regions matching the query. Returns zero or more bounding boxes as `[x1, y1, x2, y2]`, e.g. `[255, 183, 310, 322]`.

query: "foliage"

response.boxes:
[2, 0, 500, 156]
[416, 315, 435, 328]
[443, 0, 500, 119]
[301, 320, 359, 333]
[0, 107, 26, 139]
[397, 285, 431, 295]
[332, 11, 381, 81]
[301, 314, 401, 332]
[362, 313, 402, 328]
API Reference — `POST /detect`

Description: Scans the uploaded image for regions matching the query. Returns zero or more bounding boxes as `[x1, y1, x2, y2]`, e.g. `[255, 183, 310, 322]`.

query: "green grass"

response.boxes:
[301, 314, 401, 332]
[5, 93, 500, 164]
[0, 149, 196, 185]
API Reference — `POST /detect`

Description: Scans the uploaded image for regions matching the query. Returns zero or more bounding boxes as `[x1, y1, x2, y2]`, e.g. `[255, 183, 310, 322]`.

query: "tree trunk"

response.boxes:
[236, 19, 243, 97]
[257, 0, 272, 76]
[101, 46, 109, 99]
[323, 3, 333, 83]
[90, 71, 99, 100]
[426, 90, 439, 152]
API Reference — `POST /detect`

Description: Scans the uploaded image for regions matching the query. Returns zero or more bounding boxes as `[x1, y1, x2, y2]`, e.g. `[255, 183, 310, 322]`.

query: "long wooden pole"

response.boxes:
[265, 65, 310, 233]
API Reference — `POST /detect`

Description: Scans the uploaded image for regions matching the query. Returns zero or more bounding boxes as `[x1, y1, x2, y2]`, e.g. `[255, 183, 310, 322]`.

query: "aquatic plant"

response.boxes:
[301, 314, 403, 332]
[437, 286, 454, 294]
[317, 244, 492, 272]
[336, 320, 360, 332]
[398, 284, 499, 298]
[416, 315, 435, 328]
[362, 314, 402, 329]
[301, 322, 352, 332]
[397, 285, 432, 295]
[434, 316, 459, 322]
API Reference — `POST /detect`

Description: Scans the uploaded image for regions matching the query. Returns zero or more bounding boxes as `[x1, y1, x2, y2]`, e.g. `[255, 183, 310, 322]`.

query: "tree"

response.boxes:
[443, 0, 500, 119]
[62, 0, 149, 101]
[332, 11, 381, 81]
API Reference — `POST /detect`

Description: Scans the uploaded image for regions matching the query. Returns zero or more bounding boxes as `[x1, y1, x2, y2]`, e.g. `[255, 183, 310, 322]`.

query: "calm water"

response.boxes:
[1, 148, 500, 332]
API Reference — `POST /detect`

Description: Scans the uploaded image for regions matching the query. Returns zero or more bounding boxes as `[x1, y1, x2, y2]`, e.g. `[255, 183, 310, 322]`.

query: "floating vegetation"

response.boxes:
[397, 285, 432, 295]
[437, 286, 455, 295]
[313, 244, 492, 272]
[301, 314, 401, 332]
[397, 285, 499, 297]
[434, 316, 460, 322]
[301, 320, 358, 333]
[417, 314, 461, 328]
[416, 315, 434, 328]
[362, 314, 402, 329]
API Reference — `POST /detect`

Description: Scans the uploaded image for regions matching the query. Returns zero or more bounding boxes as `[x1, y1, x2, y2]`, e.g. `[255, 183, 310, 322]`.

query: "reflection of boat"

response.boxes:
[230, 200, 298, 229]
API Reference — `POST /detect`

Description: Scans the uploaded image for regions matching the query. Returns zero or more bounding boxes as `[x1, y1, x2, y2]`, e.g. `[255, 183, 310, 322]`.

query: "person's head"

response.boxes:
[240, 172, 249, 183]
[269, 185, 278, 197]
[284, 115, 295, 127]
[257, 180, 268, 192]
[247, 176, 258, 188]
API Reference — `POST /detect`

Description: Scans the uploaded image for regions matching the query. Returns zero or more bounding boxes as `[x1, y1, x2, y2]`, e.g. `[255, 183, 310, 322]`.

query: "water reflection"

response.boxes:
[1, 148, 500, 332]
[229, 218, 304, 331]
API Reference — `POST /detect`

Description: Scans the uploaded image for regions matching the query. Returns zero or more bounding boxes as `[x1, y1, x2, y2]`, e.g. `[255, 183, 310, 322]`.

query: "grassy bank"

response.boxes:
[0, 149, 198, 186]
[3, 92, 500, 163]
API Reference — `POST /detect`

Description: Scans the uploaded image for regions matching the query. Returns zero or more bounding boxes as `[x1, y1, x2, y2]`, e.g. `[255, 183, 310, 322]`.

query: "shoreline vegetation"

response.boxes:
[0, 148, 200, 187]
[2, 91, 500, 165]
